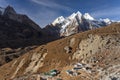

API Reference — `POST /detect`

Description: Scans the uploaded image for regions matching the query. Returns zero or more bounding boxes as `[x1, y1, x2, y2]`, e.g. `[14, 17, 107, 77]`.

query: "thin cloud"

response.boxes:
[31, 0, 72, 11]
[30, 9, 60, 27]
[91, 7, 120, 19]
[30, 0, 73, 27]
[0, 0, 8, 7]
[20, 8, 60, 27]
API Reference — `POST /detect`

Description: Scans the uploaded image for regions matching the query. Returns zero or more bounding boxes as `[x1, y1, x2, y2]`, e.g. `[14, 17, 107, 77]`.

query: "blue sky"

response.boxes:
[0, 0, 120, 27]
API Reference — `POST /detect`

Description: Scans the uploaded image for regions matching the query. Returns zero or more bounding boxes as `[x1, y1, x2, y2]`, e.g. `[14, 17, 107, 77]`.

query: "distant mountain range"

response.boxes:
[0, 6, 119, 47]
[0, 6, 120, 80]
[44, 11, 119, 37]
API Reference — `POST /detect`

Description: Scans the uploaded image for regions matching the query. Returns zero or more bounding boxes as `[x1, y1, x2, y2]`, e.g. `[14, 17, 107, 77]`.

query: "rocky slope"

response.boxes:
[0, 23, 119, 80]
[1, 6, 105, 67]
[43, 11, 114, 37]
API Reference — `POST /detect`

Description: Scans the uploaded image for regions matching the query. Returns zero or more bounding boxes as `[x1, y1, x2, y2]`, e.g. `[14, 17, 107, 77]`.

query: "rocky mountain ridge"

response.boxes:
[0, 6, 59, 66]
[0, 6, 120, 80]
[44, 11, 115, 37]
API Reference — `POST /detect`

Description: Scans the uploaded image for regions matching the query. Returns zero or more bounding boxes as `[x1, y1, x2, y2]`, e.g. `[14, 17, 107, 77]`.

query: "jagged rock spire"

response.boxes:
[3, 5, 16, 15]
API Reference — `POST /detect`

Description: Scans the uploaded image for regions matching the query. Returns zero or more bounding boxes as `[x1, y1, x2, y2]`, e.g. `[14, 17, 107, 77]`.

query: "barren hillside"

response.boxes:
[0, 23, 120, 80]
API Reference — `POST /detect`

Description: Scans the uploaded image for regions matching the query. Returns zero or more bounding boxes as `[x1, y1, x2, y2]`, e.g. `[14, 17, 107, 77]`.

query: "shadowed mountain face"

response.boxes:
[0, 15, 43, 47]
[0, 6, 44, 48]
[0, 6, 63, 49]
[0, 6, 60, 66]
[0, 6, 44, 66]
[0, 6, 117, 49]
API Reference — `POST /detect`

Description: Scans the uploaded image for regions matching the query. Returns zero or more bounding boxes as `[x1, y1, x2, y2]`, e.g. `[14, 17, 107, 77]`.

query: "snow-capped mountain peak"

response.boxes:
[68, 13, 76, 19]
[76, 11, 82, 17]
[100, 18, 111, 24]
[52, 11, 83, 26]
[68, 11, 82, 20]
[76, 11, 82, 15]
[52, 16, 65, 26]
[83, 13, 94, 20]
[0, 6, 16, 16]
[47, 11, 115, 37]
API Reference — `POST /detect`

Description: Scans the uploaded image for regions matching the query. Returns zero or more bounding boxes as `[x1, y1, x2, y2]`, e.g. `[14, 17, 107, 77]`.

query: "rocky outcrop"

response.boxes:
[72, 34, 120, 62]
[0, 46, 37, 66]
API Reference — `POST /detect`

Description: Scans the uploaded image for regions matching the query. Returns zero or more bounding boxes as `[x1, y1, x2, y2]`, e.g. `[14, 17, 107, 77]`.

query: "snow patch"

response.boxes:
[50, 11, 116, 37]
[68, 13, 77, 20]
[0, 7, 5, 15]
[83, 13, 94, 20]
[52, 16, 65, 26]
[100, 18, 112, 24]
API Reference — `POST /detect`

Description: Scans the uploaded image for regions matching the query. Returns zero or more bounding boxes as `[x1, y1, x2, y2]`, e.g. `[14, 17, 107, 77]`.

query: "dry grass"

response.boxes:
[0, 23, 120, 80]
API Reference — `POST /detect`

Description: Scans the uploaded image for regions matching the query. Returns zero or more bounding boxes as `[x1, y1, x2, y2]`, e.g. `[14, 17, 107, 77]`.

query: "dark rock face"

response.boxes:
[0, 5, 60, 49]
[43, 24, 61, 38]
[3, 6, 42, 32]
[0, 6, 46, 66]
[0, 6, 61, 49]
[0, 14, 43, 48]
[0, 6, 61, 66]
[3, 5, 16, 15]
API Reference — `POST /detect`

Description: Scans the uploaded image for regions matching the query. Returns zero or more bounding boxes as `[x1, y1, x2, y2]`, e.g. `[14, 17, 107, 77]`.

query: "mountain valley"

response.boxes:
[0, 6, 120, 80]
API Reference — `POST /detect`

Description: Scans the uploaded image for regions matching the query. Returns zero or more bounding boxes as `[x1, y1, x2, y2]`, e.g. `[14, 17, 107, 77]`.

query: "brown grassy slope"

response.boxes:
[0, 23, 119, 79]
